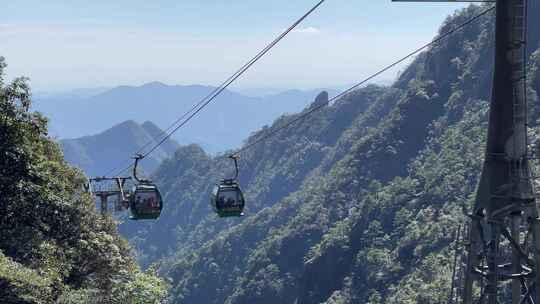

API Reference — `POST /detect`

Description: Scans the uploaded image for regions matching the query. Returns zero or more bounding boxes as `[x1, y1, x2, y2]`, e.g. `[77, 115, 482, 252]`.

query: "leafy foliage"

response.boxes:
[0, 57, 168, 303]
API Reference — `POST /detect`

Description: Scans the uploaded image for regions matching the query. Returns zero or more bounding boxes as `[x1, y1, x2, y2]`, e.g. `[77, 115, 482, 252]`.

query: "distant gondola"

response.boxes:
[211, 155, 245, 217]
[129, 154, 163, 220]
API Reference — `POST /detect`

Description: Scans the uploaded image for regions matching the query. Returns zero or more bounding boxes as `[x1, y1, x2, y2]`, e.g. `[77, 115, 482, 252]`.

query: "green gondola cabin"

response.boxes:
[211, 180, 245, 217]
[129, 183, 163, 220]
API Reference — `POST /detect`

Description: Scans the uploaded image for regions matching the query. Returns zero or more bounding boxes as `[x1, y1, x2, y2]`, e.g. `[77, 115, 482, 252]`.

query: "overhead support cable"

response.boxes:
[106, 4, 495, 176]
[104, 0, 327, 177]
[232, 5, 496, 156]
[140, 0, 327, 159]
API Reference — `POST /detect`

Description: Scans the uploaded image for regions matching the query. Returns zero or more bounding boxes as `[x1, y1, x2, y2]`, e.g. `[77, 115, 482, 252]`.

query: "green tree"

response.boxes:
[0, 56, 168, 303]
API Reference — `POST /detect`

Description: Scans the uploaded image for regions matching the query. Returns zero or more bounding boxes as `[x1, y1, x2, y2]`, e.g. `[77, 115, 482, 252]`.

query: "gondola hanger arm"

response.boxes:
[227, 154, 240, 181]
[132, 153, 146, 183]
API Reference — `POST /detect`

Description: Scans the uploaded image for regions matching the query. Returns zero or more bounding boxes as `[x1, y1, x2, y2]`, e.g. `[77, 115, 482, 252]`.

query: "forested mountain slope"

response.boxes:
[121, 4, 540, 303]
[0, 58, 167, 303]
[120, 85, 385, 265]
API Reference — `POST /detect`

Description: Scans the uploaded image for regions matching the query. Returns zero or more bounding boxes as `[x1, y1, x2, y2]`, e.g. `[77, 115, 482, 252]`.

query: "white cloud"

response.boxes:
[292, 27, 321, 35]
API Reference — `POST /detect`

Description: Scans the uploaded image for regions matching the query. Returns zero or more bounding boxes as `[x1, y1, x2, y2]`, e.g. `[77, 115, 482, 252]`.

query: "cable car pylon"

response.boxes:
[87, 154, 164, 220]
[394, 0, 539, 302]
[87, 176, 131, 215]
[463, 1, 540, 303]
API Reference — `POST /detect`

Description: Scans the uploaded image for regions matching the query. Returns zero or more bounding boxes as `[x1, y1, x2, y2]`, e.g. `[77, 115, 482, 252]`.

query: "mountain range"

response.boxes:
[35, 84, 337, 154]
[61, 120, 179, 177]
[116, 4, 540, 303]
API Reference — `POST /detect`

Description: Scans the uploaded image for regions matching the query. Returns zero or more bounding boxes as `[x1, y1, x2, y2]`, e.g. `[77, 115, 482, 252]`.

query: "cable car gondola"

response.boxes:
[211, 155, 245, 217]
[129, 154, 163, 220]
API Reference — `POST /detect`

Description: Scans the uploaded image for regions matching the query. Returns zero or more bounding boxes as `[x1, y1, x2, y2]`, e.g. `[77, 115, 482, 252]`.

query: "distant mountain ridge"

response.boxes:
[117, 5, 540, 304]
[61, 120, 179, 177]
[36, 83, 337, 153]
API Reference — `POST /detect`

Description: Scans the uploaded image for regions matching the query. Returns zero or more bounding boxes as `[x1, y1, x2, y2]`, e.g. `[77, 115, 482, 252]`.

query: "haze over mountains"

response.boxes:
[35, 82, 337, 154]
[61, 120, 179, 177]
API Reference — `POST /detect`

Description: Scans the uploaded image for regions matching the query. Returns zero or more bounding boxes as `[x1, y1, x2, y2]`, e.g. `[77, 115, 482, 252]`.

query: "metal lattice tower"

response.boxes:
[463, 0, 540, 303]
[393, 0, 537, 302]
[87, 177, 131, 215]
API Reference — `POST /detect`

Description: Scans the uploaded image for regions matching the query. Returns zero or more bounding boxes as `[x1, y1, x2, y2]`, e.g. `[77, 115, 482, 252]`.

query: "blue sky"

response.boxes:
[0, 1, 469, 92]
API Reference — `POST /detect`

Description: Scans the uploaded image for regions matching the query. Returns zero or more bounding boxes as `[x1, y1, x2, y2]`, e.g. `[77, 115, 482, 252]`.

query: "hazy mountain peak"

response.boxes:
[141, 120, 162, 132]
[309, 91, 329, 109]
[174, 143, 208, 158]
[37, 81, 337, 152]
[61, 120, 179, 176]
[116, 119, 139, 128]
[141, 81, 168, 88]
